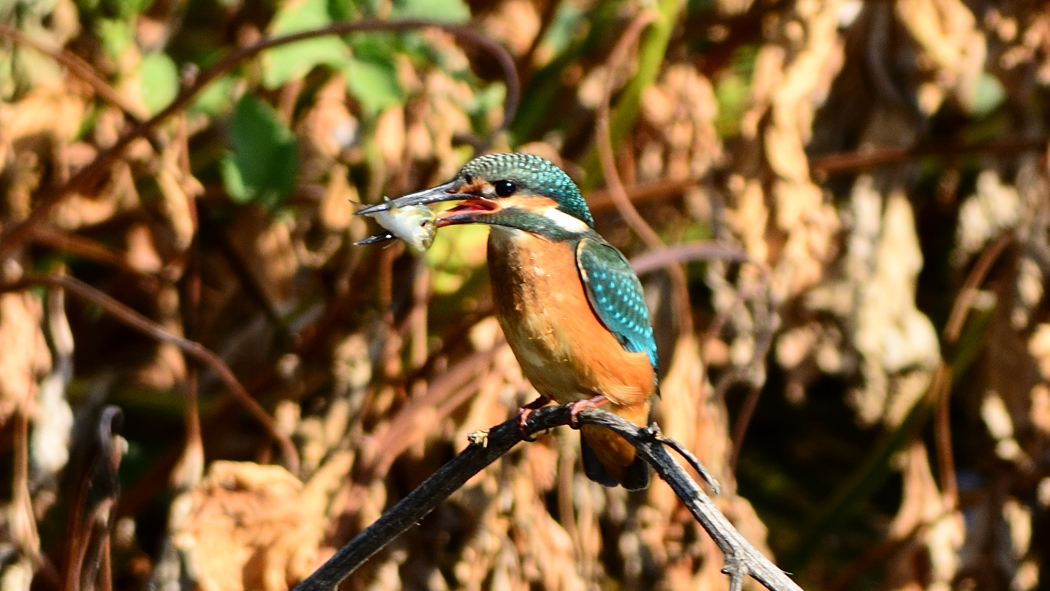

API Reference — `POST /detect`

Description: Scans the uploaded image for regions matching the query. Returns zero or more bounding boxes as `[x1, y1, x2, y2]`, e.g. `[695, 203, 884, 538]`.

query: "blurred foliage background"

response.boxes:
[1, 0, 1049, 590]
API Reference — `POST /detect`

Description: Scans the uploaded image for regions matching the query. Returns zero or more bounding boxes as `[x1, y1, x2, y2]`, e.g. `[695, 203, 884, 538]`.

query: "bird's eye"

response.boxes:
[494, 180, 517, 197]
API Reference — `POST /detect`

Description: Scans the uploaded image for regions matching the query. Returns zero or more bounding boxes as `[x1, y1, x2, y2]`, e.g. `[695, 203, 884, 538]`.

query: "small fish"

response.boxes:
[354, 197, 437, 253]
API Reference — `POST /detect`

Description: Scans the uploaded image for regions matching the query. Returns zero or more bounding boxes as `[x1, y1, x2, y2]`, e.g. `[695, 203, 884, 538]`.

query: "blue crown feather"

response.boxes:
[458, 154, 594, 228]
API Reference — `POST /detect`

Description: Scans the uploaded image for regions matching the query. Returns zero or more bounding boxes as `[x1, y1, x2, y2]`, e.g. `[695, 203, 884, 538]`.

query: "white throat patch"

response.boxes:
[543, 207, 591, 234]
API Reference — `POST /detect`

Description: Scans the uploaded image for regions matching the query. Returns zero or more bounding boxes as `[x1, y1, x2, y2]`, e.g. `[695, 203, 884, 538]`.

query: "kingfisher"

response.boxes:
[358, 153, 658, 490]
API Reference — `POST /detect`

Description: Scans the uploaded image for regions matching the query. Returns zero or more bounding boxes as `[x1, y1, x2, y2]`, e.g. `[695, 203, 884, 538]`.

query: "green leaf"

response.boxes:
[968, 72, 1006, 118]
[138, 53, 178, 115]
[538, 2, 584, 60]
[713, 45, 757, 138]
[9, 37, 63, 93]
[328, 0, 360, 21]
[262, 0, 350, 89]
[470, 83, 505, 115]
[425, 224, 489, 294]
[344, 54, 402, 113]
[95, 18, 134, 62]
[102, 0, 154, 18]
[391, 0, 470, 23]
[220, 95, 299, 209]
[190, 75, 234, 116]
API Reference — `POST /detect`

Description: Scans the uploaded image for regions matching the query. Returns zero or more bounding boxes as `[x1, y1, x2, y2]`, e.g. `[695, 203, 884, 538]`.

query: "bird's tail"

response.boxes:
[579, 401, 651, 491]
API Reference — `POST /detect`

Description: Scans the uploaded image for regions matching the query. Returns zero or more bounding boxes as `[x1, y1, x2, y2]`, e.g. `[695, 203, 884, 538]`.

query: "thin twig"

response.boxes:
[825, 505, 957, 591]
[178, 241, 205, 488]
[942, 232, 1012, 343]
[594, 413, 799, 591]
[588, 177, 704, 215]
[729, 383, 763, 469]
[30, 227, 164, 292]
[631, 241, 776, 473]
[932, 365, 956, 505]
[934, 231, 1012, 505]
[294, 405, 802, 591]
[78, 407, 124, 591]
[809, 136, 1046, 176]
[630, 242, 754, 276]
[0, 274, 300, 474]
[359, 348, 496, 479]
[724, 290, 778, 469]
[683, 256, 774, 472]
[798, 255, 1000, 571]
[197, 208, 289, 335]
[11, 386, 38, 568]
[596, 132, 1045, 214]
[654, 430, 721, 495]
[518, 0, 560, 81]
[595, 12, 659, 248]
[0, 24, 148, 122]
[63, 407, 123, 591]
[0, 19, 520, 263]
[594, 12, 696, 338]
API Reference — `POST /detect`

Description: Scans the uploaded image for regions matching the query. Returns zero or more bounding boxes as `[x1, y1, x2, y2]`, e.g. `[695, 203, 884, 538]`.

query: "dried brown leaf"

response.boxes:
[896, 0, 986, 112]
[0, 292, 50, 423]
[226, 208, 300, 306]
[173, 462, 327, 591]
[480, 0, 542, 57]
[883, 441, 963, 591]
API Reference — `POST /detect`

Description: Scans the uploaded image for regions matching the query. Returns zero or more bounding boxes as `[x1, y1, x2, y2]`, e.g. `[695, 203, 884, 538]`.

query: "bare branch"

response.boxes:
[582, 408, 801, 591]
[0, 274, 300, 474]
[294, 405, 802, 591]
[808, 136, 1046, 176]
[630, 242, 755, 276]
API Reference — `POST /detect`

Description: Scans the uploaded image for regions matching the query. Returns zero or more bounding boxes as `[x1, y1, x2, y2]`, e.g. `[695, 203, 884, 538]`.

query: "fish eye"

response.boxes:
[494, 180, 517, 197]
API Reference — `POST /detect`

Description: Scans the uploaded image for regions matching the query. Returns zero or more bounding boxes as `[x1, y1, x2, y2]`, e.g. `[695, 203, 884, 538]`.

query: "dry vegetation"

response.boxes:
[1, 0, 1049, 590]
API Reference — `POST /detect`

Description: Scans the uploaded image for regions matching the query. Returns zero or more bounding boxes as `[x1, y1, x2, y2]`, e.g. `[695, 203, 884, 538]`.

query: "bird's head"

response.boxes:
[357, 153, 594, 240]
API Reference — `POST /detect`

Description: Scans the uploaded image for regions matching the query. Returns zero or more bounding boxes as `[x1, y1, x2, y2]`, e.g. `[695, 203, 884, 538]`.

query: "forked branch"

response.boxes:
[294, 405, 802, 591]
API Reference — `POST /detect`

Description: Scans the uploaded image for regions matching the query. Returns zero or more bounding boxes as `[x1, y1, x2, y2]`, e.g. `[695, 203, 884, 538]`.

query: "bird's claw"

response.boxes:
[515, 396, 550, 441]
[516, 408, 537, 441]
[567, 395, 610, 429]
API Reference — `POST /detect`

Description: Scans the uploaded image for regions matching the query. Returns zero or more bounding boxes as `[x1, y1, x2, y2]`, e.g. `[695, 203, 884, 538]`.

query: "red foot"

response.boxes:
[567, 395, 610, 429]
[515, 396, 550, 441]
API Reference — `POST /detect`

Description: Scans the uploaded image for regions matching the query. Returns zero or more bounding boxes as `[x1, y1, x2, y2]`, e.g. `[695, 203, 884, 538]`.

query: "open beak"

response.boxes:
[354, 180, 466, 216]
[355, 180, 501, 227]
[434, 197, 501, 227]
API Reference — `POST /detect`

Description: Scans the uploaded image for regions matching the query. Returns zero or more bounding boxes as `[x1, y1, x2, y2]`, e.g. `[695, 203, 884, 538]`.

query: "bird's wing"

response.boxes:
[576, 238, 658, 370]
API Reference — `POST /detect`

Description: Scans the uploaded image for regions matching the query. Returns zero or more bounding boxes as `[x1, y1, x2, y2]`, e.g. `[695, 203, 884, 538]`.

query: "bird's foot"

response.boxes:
[567, 395, 610, 429]
[515, 396, 550, 441]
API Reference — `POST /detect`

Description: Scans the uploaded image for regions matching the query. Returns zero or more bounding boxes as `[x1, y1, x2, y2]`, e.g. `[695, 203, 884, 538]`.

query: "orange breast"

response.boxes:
[487, 228, 655, 408]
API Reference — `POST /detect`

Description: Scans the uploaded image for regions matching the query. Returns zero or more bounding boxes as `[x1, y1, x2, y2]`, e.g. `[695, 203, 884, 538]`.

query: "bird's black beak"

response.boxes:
[354, 180, 466, 216]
